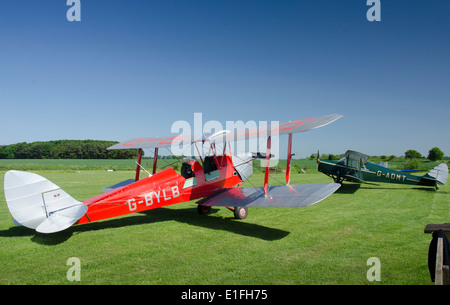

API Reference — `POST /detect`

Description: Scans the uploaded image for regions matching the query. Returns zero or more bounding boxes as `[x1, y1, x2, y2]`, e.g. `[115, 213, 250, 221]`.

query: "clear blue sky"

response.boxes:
[1, 1, 449, 158]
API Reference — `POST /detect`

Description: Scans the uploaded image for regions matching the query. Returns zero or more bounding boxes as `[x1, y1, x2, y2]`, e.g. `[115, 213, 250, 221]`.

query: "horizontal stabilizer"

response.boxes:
[399, 169, 427, 173]
[36, 204, 87, 234]
[102, 178, 135, 193]
[4, 170, 87, 234]
[197, 183, 341, 208]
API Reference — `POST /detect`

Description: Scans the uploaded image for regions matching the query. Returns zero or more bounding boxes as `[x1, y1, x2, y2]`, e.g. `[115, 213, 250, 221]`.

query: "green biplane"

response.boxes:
[317, 150, 448, 190]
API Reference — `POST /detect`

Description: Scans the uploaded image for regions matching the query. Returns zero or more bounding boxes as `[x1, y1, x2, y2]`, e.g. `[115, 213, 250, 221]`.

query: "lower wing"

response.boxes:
[197, 183, 341, 208]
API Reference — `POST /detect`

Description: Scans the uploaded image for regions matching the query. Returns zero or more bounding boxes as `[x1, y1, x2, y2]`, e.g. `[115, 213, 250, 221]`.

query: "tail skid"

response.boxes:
[4, 170, 87, 234]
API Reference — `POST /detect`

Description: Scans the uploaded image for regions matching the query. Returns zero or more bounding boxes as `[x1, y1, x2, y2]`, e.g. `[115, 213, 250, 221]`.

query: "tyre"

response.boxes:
[197, 205, 211, 215]
[233, 206, 248, 219]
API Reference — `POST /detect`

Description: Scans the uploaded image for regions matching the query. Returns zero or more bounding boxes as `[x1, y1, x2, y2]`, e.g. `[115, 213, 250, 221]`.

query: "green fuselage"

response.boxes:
[317, 159, 436, 187]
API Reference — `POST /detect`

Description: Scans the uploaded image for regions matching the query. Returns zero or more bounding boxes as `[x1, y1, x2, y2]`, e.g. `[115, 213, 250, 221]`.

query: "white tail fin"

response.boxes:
[425, 163, 448, 185]
[4, 170, 87, 234]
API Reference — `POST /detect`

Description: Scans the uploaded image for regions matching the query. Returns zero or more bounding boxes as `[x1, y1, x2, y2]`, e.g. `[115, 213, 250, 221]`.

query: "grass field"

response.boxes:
[0, 160, 449, 285]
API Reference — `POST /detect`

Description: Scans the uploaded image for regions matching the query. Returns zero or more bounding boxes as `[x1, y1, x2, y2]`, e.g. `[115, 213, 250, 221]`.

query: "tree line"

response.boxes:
[310, 147, 446, 162]
[0, 140, 137, 159]
[404, 147, 444, 162]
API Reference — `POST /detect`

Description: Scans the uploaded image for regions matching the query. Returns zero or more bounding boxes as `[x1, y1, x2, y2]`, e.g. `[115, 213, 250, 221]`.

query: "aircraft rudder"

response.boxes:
[3, 170, 87, 233]
[423, 163, 448, 185]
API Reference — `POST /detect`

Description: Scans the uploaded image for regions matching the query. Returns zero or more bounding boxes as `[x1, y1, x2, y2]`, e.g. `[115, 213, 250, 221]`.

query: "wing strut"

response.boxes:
[286, 133, 293, 185]
[135, 148, 143, 181]
[152, 147, 159, 174]
[264, 136, 271, 197]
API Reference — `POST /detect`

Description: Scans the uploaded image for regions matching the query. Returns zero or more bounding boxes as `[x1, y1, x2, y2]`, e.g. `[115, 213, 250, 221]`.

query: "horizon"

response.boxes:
[1, 1, 449, 157]
[0, 138, 447, 159]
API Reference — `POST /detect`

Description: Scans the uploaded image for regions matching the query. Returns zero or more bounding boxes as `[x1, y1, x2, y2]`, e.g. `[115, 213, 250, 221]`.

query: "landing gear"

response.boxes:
[333, 176, 344, 184]
[332, 170, 344, 184]
[233, 207, 248, 219]
[197, 205, 248, 219]
[197, 205, 211, 215]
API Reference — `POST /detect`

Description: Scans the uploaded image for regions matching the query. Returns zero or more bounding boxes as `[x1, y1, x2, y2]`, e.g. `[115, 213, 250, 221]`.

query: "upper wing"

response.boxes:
[107, 134, 194, 150]
[196, 183, 341, 208]
[107, 113, 343, 150]
[220, 113, 342, 143]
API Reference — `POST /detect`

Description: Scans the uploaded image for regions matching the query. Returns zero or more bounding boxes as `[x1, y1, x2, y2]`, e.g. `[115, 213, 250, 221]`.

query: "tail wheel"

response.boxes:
[233, 207, 248, 219]
[197, 205, 211, 215]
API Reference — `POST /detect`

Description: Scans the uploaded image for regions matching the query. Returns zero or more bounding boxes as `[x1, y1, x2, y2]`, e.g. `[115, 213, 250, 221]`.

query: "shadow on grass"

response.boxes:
[359, 185, 443, 192]
[0, 206, 290, 245]
[337, 182, 445, 193]
[334, 183, 360, 194]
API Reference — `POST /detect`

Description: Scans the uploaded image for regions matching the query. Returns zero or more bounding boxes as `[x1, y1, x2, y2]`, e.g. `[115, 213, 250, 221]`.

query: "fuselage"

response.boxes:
[77, 155, 243, 224]
[318, 159, 436, 187]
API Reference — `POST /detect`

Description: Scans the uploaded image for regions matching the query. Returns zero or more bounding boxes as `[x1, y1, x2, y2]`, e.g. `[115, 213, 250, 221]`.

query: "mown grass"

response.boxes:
[0, 158, 170, 171]
[0, 161, 448, 285]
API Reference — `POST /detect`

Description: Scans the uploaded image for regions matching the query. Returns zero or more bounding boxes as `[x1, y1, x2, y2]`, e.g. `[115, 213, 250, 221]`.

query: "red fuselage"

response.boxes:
[76, 155, 242, 225]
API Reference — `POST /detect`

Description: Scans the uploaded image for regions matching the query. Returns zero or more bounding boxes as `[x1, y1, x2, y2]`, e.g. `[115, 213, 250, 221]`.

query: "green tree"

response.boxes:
[328, 154, 338, 160]
[427, 147, 444, 162]
[0, 140, 137, 159]
[402, 158, 419, 170]
[404, 149, 422, 159]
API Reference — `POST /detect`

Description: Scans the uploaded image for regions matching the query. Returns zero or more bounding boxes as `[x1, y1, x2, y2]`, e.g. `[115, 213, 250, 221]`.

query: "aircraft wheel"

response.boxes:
[234, 207, 248, 219]
[197, 205, 211, 215]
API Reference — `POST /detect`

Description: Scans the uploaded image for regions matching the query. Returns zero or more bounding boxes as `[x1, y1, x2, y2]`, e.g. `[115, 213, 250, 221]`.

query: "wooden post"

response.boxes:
[435, 238, 443, 285]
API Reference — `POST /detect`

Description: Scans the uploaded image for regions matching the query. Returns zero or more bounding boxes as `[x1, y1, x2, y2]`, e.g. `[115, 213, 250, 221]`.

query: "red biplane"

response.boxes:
[4, 114, 342, 234]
